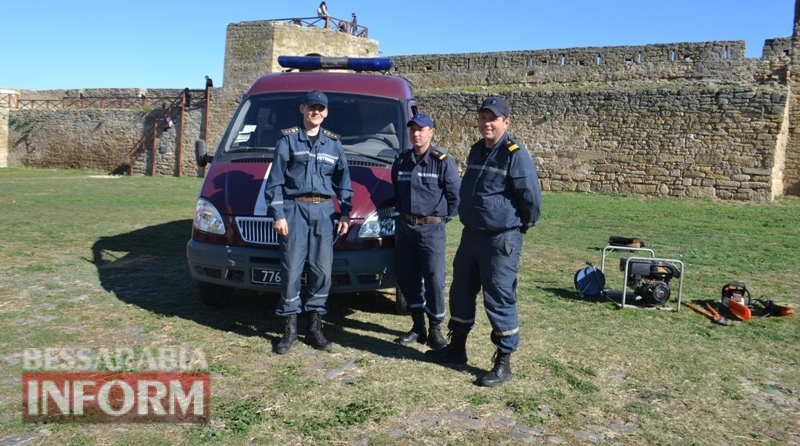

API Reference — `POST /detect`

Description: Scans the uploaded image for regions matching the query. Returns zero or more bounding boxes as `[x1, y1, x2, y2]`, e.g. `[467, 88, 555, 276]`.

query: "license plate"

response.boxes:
[252, 268, 307, 285]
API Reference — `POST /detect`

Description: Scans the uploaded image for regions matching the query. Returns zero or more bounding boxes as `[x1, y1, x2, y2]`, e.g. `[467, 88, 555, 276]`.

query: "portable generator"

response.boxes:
[620, 258, 682, 305]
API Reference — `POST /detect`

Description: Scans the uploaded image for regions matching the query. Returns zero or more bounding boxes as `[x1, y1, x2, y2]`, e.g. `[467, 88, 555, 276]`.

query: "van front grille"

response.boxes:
[235, 217, 278, 245]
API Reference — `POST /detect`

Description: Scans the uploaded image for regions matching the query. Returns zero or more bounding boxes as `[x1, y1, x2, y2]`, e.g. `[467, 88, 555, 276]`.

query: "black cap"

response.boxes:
[304, 90, 328, 108]
[407, 113, 435, 128]
[479, 96, 510, 118]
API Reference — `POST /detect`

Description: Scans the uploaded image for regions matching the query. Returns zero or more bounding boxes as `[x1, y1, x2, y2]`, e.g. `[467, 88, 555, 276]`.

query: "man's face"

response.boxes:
[300, 103, 328, 128]
[477, 110, 510, 144]
[409, 122, 434, 151]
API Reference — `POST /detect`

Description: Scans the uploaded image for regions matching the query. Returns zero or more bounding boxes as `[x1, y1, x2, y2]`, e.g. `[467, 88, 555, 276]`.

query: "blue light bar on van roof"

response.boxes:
[278, 56, 393, 72]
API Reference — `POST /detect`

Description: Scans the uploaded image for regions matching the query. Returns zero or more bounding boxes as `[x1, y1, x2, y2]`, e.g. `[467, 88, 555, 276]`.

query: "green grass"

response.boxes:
[0, 168, 799, 445]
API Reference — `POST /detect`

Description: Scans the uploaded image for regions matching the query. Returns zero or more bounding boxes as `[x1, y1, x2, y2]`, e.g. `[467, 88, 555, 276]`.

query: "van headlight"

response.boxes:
[357, 208, 398, 239]
[194, 198, 226, 235]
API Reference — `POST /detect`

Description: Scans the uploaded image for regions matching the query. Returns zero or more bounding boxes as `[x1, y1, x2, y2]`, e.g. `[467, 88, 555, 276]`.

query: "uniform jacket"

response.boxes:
[265, 126, 353, 220]
[391, 146, 461, 220]
[459, 133, 541, 233]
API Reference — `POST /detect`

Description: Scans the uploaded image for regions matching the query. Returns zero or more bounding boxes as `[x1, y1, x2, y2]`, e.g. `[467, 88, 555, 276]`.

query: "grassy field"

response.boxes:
[0, 168, 799, 445]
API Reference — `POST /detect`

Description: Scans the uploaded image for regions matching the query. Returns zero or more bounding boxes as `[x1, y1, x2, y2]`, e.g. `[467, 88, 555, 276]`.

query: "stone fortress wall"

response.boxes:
[388, 39, 791, 201]
[1, 9, 799, 201]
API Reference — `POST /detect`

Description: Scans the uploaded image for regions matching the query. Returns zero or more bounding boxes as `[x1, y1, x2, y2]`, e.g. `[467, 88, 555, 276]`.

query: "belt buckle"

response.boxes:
[311, 195, 321, 204]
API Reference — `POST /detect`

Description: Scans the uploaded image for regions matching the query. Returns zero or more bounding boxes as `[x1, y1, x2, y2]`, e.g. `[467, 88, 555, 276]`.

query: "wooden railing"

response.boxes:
[0, 93, 20, 108]
[4, 90, 206, 111]
[275, 15, 368, 38]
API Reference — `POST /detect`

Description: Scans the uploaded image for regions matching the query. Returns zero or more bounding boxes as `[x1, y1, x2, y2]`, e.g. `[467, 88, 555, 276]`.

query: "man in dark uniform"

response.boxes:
[425, 96, 541, 387]
[391, 113, 461, 350]
[265, 90, 353, 355]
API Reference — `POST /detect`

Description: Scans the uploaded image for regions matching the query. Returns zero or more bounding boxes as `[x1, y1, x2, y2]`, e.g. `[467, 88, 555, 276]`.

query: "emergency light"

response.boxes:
[278, 56, 393, 72]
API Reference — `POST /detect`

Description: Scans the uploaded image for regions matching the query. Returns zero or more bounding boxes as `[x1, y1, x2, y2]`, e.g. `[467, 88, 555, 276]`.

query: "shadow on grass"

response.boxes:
[541, 286, 628, 311]
[90, 219, 269, 334]
[89, 220, 483, 374]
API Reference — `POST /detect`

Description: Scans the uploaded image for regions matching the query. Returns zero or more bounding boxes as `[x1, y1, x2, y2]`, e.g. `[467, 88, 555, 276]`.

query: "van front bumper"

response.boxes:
[186, 240, 396, 294]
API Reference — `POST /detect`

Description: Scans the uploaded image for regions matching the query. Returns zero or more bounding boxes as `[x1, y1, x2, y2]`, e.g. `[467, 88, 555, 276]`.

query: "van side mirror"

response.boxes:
[195, 140, 213, 167]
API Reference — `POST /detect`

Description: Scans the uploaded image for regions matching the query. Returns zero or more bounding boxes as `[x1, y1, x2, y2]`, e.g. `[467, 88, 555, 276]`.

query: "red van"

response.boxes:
[187, 56, 414, 313]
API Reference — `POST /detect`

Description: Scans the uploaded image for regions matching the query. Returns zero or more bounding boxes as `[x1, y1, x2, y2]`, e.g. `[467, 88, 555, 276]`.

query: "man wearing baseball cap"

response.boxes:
[266, 90, 353, 354]
[391, 112, 461, 350]
[426, 96, 541, 387]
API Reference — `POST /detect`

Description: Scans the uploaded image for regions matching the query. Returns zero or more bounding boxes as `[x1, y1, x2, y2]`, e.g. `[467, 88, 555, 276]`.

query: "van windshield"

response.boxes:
[223, 92, 405, 162]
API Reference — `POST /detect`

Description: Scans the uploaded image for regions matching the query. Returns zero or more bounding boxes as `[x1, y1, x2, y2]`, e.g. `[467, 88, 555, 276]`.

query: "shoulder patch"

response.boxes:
[505, 139, 520, 153]
[431, 149, 448, 161]
[281, 126, 300, 136]
[322, 129, 341, 140]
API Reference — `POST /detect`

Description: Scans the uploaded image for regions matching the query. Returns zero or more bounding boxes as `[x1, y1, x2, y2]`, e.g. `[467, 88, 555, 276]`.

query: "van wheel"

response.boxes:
[198, 282, 233, 307]
[395, 287, 409, 315]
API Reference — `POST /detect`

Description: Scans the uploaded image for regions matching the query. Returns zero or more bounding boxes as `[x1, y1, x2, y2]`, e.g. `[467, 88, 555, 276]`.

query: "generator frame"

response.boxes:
[600, 245, 684, 311]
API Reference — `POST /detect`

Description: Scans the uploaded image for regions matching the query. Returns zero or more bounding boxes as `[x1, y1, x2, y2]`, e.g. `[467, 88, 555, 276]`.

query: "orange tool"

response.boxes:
[721, 282, 751, 321]
[685, 302, 730, 326]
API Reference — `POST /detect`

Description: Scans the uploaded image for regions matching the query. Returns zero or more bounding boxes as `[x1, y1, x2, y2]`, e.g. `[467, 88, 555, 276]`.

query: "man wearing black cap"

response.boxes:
[391, 113, 461, 350]
[425, 96, 541, 387]
[265, 90, 353, 354]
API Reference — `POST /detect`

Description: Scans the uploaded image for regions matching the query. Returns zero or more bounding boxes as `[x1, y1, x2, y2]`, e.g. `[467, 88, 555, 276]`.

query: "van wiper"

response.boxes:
[230, 146, 274, 153]
[344, 147, 393, 165]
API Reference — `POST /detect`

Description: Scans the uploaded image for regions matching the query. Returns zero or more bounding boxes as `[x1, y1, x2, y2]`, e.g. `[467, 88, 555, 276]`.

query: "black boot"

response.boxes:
[274, 314, 298, 355]
[395, 311, 427, 345]
[308, 312, 332, 351]
[479, 350, 512, 387]
[424, 330, 468, 364]
[426, 321, 448, 350]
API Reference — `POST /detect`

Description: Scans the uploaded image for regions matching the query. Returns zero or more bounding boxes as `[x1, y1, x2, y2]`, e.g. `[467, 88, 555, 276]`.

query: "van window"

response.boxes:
[222, 93, 404, 162]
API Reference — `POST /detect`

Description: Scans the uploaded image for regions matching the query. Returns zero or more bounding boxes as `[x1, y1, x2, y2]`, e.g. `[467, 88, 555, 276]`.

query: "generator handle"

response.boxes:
[601, 246, 655, 272]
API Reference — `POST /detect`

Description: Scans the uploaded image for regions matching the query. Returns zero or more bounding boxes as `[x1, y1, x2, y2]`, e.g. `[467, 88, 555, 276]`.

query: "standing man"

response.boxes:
[266, 90, 353, 355]
[391, 113, 461, 350]
[425, 96, 541, 387]
[351, 13, 358, 35]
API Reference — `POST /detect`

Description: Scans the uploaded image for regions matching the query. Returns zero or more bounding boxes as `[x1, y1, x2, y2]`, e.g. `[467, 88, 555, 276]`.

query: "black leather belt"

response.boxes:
[292, 194, 331, 204]
[403, 214, 444, 225]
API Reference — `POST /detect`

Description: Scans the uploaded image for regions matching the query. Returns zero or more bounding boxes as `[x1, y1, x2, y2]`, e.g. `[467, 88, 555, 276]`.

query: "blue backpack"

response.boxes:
[574, 263, 606, 298]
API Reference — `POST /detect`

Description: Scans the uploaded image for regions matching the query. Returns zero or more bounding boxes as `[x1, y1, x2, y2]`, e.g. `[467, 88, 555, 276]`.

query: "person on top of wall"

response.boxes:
[317, 2, 329, 19]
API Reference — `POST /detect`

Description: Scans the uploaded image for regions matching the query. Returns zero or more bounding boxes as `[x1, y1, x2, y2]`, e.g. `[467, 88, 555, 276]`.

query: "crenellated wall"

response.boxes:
[390, 41, 779, 89]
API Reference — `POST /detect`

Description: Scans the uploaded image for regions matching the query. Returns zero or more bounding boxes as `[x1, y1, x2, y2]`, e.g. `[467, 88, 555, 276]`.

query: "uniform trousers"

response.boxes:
[447, 228, 523, 353]
[276, 199, 334, 316]
[395, 218, 447, 322]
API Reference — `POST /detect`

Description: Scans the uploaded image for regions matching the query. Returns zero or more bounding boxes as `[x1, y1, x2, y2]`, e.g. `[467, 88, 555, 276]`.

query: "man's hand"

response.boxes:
[336, 215, 350, 236]
[274, 218, 289, 236]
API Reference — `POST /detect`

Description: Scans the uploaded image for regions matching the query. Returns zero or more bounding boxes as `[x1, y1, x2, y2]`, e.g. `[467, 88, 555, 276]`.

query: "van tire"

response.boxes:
[198, 282, 233, 307]
[395, 287, 409, 315]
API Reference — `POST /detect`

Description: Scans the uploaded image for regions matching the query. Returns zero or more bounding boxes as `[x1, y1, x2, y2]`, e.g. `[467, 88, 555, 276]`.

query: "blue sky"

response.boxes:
[0, 0, 794, 90]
